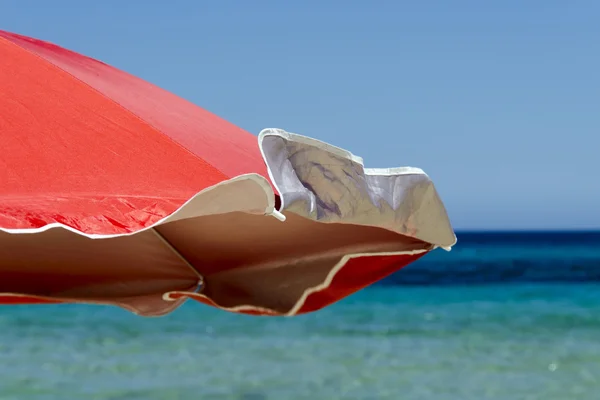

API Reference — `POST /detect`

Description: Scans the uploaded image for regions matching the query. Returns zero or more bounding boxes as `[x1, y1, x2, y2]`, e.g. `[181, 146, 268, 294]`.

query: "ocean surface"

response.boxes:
[2, 231, 600, 400]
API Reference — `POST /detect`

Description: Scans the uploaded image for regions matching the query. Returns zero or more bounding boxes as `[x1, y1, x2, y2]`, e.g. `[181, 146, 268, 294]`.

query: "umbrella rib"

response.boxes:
[150, 227, 204, 293]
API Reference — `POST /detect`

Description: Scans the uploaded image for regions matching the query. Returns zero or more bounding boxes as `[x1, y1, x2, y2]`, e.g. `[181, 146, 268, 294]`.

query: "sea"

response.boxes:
[2, 231, 600, 400]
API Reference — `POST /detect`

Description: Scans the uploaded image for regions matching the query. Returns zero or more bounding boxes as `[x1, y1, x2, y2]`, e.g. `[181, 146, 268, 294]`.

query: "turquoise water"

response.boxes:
[2, 232, 600, 399]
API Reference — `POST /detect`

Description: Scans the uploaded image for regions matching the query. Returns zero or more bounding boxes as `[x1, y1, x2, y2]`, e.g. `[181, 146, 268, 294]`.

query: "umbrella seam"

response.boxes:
[149, 227, 204, 289]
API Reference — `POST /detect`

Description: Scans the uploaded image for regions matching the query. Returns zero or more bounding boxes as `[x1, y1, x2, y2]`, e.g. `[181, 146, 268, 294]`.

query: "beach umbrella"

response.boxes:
[0, 30, 456, 317]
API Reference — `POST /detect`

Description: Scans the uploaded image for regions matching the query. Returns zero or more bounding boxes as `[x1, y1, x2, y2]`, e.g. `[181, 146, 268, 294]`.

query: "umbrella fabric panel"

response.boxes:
[0, 227, 200, 315]
[260, 130, 456, 248]
[167, 251, 427, 316]
[0, 30, 269, 181]
[0, 33, 244, 234]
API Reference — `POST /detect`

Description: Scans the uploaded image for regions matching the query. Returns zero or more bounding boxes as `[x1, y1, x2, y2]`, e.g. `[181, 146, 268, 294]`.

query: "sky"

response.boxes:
[2, 1, 598, 230]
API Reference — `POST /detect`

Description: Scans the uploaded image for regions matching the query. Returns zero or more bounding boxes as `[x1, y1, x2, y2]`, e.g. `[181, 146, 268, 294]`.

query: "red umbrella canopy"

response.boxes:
[0, 30, 456, 317]
[0, 29, 269, 231]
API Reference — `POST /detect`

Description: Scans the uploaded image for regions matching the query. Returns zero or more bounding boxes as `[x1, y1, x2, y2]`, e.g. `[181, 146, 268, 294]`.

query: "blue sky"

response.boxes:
[2, 1, 598, 230]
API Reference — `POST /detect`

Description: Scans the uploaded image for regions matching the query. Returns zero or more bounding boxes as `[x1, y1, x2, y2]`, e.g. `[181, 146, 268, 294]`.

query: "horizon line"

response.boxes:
[453, 228, 600, 233]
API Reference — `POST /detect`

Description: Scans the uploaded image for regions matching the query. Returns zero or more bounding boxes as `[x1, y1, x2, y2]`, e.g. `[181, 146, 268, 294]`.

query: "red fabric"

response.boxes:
[0, 30, 269, 234]
[0, 294, 65, 305]
[295, 252, 426, 315]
